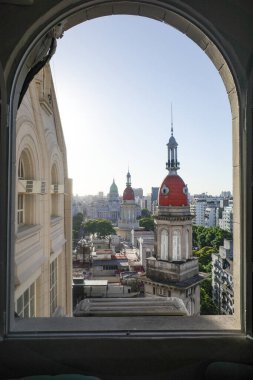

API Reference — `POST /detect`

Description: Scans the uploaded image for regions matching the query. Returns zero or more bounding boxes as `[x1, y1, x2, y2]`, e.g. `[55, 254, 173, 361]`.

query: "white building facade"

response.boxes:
[15, 64, 72, 317]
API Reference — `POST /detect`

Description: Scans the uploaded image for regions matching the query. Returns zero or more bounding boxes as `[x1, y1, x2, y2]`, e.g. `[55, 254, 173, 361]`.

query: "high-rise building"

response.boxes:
[151, 187, 159, 214]
[190, 199, 206, 226]
[219, 205, 233, 233]
[143, 121, 204, 315]
[212, 239, 234, 315]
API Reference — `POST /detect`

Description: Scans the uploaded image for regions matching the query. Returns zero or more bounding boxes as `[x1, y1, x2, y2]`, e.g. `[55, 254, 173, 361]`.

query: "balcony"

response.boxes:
[146, 257, 199, 283]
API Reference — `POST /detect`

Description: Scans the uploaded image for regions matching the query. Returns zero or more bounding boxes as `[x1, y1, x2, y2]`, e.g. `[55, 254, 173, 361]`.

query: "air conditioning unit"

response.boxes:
[18, 179, 47, 194]
[51, 184, 64, 194]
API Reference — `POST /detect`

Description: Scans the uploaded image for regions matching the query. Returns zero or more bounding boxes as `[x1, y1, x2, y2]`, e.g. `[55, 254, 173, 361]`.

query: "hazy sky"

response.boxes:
[51, 15, 232, 197]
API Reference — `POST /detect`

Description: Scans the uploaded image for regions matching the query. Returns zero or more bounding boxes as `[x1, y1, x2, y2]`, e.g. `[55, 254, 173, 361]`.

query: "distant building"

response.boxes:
[151, 187, 159, 213]
[117, 171, 140, 240]
[205, 207, 216, 227]
[140, 195, 152, 211]
[107, 179, 121, 223]
[133, 188, 144, 198]
[72, 195, 85, 216]
[212, 239, 234, 315]
[190, 194, 232, 229]
[85, 179, 120, 224]
[219, 205, 233, 233]
[190, 199, 206, 226]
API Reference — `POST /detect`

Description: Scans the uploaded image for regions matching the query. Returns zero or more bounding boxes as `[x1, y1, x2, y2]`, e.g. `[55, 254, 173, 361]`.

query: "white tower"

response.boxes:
[144, 110, 204, 315]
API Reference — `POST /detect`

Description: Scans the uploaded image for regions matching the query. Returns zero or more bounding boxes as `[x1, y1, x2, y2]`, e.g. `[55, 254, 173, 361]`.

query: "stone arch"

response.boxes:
[16, 123, 42, 180]
[50, 153, 64, 218]
[18, 148, 34, 180]
[8, 2, 240, 271]
[3, 1, 243, 326]
[51, 163, 58, 184]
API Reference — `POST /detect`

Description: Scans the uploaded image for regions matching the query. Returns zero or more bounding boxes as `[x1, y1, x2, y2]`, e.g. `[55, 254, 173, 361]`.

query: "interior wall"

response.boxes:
[0, 1, 253, 379]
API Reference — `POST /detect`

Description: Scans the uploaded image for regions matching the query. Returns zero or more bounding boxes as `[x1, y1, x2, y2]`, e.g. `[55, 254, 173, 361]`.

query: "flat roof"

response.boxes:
[83, 280, 108, 286]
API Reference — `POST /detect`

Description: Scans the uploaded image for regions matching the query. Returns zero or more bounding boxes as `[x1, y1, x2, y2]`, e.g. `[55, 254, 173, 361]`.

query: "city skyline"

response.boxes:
[51, 15, 232, 196]
[74, 185, 232, 198]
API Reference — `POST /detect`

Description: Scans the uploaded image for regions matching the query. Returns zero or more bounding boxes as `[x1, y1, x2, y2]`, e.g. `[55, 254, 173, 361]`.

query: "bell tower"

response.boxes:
[144, 111, 204, 315]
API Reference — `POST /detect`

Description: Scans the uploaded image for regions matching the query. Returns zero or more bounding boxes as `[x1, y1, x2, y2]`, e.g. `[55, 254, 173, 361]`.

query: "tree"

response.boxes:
[141, 208, 151, 218]
[83, 219, 116, 238]
[193, 225, 232, 250]
[139, 217, 154, 231]
[194, 246, 216, 272]
[200, 287, 219, 315]
[72, 212, 84, 242]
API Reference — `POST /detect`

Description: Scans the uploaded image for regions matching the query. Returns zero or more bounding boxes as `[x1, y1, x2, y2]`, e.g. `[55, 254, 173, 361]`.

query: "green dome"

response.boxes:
[110, 179, 118, 194]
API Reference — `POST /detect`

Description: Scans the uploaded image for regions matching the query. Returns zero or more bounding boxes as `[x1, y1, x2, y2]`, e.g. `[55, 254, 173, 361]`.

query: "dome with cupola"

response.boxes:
[158, 113, 188, 207]
[109, 179, 118, 194]
[159, 174, 188, 206]
[122, 170, 135, 201]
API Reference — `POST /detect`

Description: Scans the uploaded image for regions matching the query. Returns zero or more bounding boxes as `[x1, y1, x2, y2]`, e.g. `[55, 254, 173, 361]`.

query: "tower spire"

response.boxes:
[171, 103, 173, 136]
[126, 169, 131, 187]
[166, 105, 180, 174]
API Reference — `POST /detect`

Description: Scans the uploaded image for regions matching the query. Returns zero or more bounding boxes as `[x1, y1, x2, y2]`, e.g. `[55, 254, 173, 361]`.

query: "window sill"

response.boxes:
[50, 216, 64, 226]
[16, 224, 42, 240]
[10, 315, 241, 338]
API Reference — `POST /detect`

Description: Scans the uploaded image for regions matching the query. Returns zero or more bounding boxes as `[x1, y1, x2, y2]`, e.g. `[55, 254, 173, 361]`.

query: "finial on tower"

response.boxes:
[126, 169, 131, 187]
[166, 105, 180, 174]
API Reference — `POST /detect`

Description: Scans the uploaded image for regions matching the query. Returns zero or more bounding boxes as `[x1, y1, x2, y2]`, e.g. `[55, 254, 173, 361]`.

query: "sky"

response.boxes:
[51, 15, 232, 197]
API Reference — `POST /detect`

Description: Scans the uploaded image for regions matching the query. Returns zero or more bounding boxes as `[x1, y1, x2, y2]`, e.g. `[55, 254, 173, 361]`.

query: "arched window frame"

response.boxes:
[160, 229, 168, 261]
[0, 0, 248, 340]
[172, 230, 181, 261]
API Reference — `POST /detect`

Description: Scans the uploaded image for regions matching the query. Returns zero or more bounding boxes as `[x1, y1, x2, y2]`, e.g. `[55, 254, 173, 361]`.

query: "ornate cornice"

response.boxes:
[155, 215, 194, 222]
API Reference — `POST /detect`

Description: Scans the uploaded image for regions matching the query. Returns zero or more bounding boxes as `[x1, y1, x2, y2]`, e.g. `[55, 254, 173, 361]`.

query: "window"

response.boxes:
[50, 259, 58, 316]
[18, 158, 24, 179]
[51, 164, 59, 217]
[17, 194, 24, 225]
[160, 230, 168, 260]
[16, 152, 35, 227]
[172, 230, 181, 261]
[1, 1, 246, 340]
[158, 287, 166, 296]
[16, 283, 35, 318]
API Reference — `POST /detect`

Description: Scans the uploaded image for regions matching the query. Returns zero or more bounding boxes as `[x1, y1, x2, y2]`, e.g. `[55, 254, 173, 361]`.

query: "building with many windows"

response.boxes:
[219, 204, 233, 233]
[212, 239, 234, 315]
[85, 180, 120, 224]
[15, 64, 72, 317]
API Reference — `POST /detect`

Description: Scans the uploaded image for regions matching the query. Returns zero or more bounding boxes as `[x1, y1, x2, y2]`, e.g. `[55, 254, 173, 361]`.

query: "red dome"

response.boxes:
[158, 174, 188, 207]
[123, 186, 135, 201]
